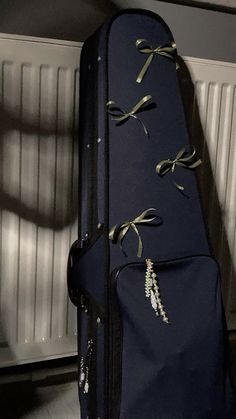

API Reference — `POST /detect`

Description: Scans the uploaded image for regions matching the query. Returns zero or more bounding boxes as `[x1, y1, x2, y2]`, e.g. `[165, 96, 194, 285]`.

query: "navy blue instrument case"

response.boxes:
[67, 9, 236, 419]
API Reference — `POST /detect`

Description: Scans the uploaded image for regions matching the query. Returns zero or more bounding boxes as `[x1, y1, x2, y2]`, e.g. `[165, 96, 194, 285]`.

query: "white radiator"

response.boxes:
[0, 34, 235, 367]
[182, 57, 236, 330]
[0, 34, 81, 367]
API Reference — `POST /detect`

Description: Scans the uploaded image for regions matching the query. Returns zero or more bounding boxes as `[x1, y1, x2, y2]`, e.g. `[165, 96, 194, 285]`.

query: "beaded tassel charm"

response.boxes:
[145, 258, 170, 324]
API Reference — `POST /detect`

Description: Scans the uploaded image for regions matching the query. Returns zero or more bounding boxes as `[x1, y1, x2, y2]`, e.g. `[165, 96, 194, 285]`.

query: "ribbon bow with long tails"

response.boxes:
[106, 95, 152, 137]
[109, 208, 161, 258]
[156, 146, 202, 191]
[136, 39, 179, 83]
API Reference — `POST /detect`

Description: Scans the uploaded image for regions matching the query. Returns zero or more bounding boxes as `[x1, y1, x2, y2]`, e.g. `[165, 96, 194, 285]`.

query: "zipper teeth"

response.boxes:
[78, 296, 90, 395]
[83, 338, 94, 394]
[111, 252, 216, 278]
[79, 294, 98, 414]
[79, 356, 85, 388]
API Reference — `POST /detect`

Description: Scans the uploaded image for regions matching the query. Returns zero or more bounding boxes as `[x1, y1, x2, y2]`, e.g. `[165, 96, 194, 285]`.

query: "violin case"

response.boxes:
[67, 9, 236, 419]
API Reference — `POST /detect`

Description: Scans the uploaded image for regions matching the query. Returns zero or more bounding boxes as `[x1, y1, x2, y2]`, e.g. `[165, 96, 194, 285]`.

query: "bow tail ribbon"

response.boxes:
[130, 222, 143, 258]
[131, 114, 149, 137]
[156, 146, 202, 191]
[136, 53, 154, 84]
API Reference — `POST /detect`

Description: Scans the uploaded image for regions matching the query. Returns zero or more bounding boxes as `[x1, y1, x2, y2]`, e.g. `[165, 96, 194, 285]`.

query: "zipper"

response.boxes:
[110, 253, 217, 278]
[79, 356, 85, 389]
[83, 338, 94, 394]
[78, 291, 105, 419]
[78, 293, 90, 393]
[79, 338, 94, 394]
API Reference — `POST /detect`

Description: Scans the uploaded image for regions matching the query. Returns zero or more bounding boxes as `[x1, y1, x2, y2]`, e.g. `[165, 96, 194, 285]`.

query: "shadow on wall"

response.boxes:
[0, 105, 78, 230]
[0, 0, 119, 41]
[0, 304, 44, 371]
[0, 79, 79, 371]
[0, 317, 15, 363]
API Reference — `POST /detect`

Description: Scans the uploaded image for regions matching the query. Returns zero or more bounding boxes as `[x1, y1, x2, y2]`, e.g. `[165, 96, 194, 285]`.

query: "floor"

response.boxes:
[0, 380, 80, 419]
[0, 339, 236, 419]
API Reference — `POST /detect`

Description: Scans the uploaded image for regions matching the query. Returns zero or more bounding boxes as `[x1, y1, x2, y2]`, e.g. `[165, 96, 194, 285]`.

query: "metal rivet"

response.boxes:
[97, 56, 101, 62]
[86, 144, 90, 149]
[97, 317, 101, 324]
[97, 137, 101, 143]
[97, 223, 102, 229]
[88, 64, 91, 70]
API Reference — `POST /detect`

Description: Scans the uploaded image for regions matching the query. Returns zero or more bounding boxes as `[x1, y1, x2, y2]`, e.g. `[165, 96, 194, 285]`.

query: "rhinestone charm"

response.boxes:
[145, 258, 170, 324]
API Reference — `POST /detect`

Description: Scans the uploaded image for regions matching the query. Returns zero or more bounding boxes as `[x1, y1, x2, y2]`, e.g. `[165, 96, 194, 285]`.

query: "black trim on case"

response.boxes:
[67, 224, 104, 307]
[88, 35, 99, 237]
[78, 34, 99, 245]
[108, 270, 123, 419]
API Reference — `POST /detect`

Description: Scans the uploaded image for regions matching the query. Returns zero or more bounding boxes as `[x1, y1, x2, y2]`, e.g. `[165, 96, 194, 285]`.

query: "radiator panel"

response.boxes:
[184, 57, 236, 329]
[0, 35, 80, 366]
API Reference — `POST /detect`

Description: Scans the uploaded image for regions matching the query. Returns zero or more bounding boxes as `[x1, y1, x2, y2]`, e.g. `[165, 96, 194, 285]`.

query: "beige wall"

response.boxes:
[0, 0, 235, 62]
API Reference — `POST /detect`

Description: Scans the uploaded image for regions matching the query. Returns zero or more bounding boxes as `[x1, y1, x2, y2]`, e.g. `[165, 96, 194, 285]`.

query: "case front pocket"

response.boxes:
[110, 255, 231, 419]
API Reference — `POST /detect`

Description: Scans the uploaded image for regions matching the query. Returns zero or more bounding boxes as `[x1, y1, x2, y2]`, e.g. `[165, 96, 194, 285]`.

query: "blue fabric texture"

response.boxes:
[107, 12, 209, 270]
[68, 9, 236, 419]
[116, 256, 236, 419]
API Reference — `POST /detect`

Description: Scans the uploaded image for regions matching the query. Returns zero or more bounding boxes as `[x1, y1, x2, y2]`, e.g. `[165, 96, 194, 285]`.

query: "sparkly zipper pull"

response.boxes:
[80, 294, 89, 312]
[145, 258, 170, 324]
[83, 339, 93, 394]
[84, 366, 90, 394]
[79, 357, 85, 388]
